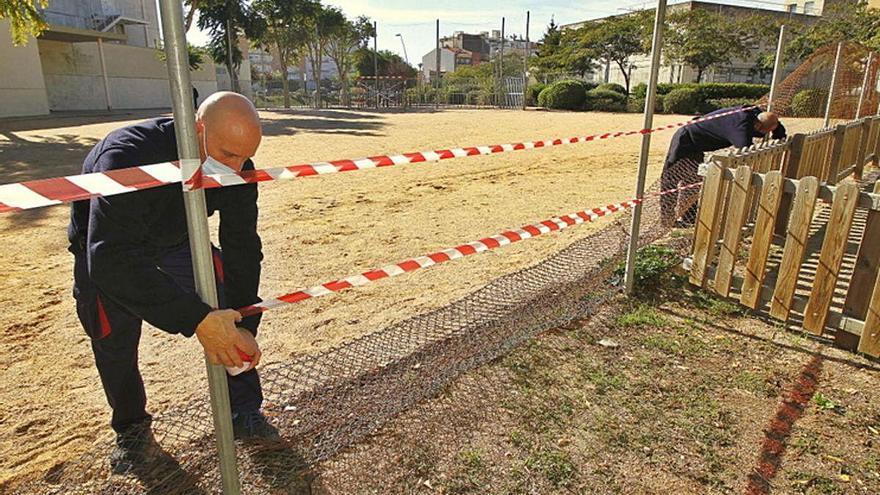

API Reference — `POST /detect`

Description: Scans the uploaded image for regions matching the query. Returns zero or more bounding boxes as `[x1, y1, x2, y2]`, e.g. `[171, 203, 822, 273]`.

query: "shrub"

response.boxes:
[790, 89, 827, 117]
[626, 94, 665, 113]
[583, 81, 600, 91]
[538, 80, 587, 110]
[664, 87, 702, 114]
[585, 88, 628, 112]
[702, 97, 756, 113]
[526, 82, 547, 106]
[656, 82, 768, 99]
[632, 83, 648, 99]
[596, 82, 627, 95]
[613, 245, 682, 295]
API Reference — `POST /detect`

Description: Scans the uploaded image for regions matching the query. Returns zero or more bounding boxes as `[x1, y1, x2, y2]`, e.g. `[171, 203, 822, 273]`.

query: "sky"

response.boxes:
[183, 0, 789, 68]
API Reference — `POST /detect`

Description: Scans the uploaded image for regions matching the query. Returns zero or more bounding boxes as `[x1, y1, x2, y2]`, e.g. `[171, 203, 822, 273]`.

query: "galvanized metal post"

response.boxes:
[157, 0, 241, 493]
[856, 52, 874, 119]
[435, 19, 440, 110]
[623, 0, 667, 295]
[522, 10, 529, 110]
[824, 42, 844, 128]
[767, 24, 786, 113]
[499, 17, 505, 107]
[373, 21, 379, 109]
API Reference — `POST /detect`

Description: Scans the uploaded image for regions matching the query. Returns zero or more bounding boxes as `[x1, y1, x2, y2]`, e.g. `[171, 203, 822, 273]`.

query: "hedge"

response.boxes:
[656, 82, 769, 99]
[538, 80, 587, 110]
[790, 89, 827, 118]
[526, 83, 547, 106]
[702, 98, 756, 113]
[664, 88, 703, 114]
[585, 88, 627, 112]
[596, 82, 627, 95]
[626, 94, 665, 113]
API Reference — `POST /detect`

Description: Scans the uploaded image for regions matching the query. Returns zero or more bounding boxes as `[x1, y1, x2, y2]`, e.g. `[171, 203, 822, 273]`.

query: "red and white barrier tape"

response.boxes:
[0, 107, 751, 214]
[238, 182, 702, 317]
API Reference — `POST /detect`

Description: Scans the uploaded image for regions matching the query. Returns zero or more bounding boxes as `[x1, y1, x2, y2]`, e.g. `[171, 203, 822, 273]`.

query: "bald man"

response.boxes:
[661, 105, 786, 227]
[68, 92, 277, 474]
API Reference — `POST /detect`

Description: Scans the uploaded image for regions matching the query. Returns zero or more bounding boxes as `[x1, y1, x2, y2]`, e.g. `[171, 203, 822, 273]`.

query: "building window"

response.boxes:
[804, 1, 815, 13]
[787, 4, 797, 12]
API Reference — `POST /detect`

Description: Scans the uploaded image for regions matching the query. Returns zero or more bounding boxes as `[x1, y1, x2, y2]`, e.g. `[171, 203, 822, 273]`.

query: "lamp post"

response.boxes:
[396, 33, 409, 65]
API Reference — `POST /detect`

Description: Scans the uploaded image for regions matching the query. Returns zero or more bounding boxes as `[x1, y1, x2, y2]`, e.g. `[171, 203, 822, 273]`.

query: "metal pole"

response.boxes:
[767, 24, 786, 112]
[824, 42, 844, 128]
[97, 37, 112, 111]
[435, 19, 440, 110]
[373, 21, 379, 109]
[523, 11, 529, 110]
[856, 52, 874, 119]
[157, 0, 241, 493]
[623, 0, 667, 295]
[499, 17, 505, 107]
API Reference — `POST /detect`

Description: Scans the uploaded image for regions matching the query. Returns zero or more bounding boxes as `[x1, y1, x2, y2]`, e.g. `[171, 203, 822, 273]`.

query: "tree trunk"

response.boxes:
[696, 67, 704, 83]
[281, 62, 290, 109]
[184, 2, 198, 33]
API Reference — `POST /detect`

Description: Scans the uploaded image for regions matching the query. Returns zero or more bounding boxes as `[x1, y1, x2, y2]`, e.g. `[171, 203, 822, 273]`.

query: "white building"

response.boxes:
[0, 0, 219, 118]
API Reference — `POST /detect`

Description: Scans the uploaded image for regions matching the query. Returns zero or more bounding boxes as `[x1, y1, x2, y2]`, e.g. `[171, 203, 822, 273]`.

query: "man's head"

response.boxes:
[754, 111, 780, 137]
[195, 91, 262, 171]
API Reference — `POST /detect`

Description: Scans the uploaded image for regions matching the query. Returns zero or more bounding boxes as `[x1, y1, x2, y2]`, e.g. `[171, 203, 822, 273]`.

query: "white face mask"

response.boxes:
[200, 124, 237, 176]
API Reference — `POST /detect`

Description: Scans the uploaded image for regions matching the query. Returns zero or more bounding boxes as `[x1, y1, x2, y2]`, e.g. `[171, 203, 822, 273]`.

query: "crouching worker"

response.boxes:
[68, 92, 278, 474]
[661, 105, 786, 227]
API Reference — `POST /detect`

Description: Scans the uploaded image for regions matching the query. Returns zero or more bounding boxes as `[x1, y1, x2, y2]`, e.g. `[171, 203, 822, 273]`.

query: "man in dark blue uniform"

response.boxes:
[661, 105, 786, 226]
[68, 92, 277, 473]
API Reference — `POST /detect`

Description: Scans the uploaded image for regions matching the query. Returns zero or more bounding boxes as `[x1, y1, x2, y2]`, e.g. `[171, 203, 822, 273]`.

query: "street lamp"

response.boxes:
[396, 33, 409, 65]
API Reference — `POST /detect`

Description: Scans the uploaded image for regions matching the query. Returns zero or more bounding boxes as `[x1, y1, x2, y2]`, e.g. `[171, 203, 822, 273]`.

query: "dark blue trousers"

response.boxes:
[73, 243, 263, 434]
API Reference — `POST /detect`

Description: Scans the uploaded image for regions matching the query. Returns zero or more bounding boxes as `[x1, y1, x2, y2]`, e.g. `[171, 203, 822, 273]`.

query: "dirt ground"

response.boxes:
[0, 108, 825, 489]
[320, 281, 880, 494]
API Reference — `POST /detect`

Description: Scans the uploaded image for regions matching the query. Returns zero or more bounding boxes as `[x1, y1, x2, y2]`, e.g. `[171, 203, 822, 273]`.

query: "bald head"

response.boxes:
[195, 91, 262, 171]
[755, 111, 780, 137]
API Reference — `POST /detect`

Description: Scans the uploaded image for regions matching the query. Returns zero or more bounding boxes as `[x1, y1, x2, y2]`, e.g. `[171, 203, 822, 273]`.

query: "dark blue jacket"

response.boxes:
[68, 117, 263, 337]
[666, 106, 786, 166]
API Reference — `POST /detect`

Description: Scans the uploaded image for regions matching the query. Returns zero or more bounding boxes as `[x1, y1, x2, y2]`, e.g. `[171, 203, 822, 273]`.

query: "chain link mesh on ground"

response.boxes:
[15, 169, 694, 494]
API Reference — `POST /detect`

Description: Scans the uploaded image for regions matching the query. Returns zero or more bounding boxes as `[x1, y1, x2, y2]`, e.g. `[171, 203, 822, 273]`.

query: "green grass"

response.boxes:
[641, 327, 708, 356]
[525, 448, 576, 488]
[617, 305, 669, 328]
[732, 371, 776, 397]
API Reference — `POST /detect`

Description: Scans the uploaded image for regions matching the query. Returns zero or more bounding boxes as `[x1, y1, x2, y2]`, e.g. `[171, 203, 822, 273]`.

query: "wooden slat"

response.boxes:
[827, 124, 846, 184]
[858, 271, 880, 357]
[776, 134, 806, 238]
[770, 176, 819, 321]
[844, 180, 880, 320]
[802, 181, 860, 334]
[714, 165, 753, 297]
[690, 163, 727, 287]
[741, 171, 784, 309]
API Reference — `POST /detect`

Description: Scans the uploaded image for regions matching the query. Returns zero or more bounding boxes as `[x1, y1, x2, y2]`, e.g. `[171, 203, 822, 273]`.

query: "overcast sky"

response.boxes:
[183, 0, 786, 67]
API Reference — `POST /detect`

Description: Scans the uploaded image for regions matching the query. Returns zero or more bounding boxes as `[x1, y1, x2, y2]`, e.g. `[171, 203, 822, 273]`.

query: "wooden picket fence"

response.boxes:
[688, 115, 880, 357]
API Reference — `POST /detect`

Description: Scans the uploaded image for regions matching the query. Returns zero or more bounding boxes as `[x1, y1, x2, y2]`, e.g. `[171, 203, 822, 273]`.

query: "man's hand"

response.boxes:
[234, 328, 262, 370]
[195, 309, 244, 367]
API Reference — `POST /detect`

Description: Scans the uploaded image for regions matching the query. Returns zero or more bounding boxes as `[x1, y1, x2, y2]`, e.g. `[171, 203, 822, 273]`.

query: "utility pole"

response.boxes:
[856, 52, 874, 119]
[824, 42, 844, 128]
[767, 24, 787, 112]
[374, 21, 379, 109]
[523, 10, 529, 110]
[499, 17, 505, 107]
[435, 19, 440, 110]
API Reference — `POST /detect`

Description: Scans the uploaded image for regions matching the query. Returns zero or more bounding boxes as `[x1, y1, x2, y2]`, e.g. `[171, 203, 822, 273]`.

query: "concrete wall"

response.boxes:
[38, 40, 217, 111]
[0, 21, 50, 117]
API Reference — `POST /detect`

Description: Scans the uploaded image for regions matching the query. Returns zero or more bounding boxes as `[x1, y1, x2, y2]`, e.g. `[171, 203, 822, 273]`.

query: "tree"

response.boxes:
[353, 49, 415, 78]
[664, 9, 748, 82]
[786, 2, 880, 60]
[1, 0, 47, 45]
[198, 0, 264, 93]
[325, 15, 374, 106]
[156, 42, 208, 70]
[575, 11, 653, 94]
[303, 5, 345, 107]
[530, 18, 573, 82]
[253, 0, 319, 108]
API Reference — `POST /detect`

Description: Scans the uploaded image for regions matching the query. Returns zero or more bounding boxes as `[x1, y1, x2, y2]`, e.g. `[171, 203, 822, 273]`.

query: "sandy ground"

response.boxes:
[0, 108, 820, 488]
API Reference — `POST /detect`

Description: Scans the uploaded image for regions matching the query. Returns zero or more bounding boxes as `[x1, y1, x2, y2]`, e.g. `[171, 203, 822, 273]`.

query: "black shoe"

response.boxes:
[232, 410, 281, 441]
[110, 420, 159, 475]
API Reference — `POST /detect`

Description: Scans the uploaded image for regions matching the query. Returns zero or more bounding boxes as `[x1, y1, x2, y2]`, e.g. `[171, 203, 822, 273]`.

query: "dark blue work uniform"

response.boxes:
[68, 117, 264, 434]
[661, 106, 786, 222]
